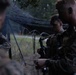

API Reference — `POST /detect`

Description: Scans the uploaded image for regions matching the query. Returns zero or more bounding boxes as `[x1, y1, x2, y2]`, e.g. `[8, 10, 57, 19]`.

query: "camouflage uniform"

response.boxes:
[46, 32, 63, 59]
[45, 28, 76, 75]
[0, 33, 25, 75]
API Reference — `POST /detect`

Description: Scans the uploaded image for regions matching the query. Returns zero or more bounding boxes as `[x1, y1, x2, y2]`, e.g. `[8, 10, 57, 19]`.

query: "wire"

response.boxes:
[7, 18, 26, 66]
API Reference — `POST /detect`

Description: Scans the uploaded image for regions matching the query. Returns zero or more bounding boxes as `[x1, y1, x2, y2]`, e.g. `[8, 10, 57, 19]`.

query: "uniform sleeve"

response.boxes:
[45, 59, 75, 75]
[57, 39, 76, 74]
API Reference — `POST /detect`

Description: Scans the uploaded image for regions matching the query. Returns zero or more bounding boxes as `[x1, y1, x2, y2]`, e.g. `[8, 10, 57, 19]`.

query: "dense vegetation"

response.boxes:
[16, 0, 57, 20]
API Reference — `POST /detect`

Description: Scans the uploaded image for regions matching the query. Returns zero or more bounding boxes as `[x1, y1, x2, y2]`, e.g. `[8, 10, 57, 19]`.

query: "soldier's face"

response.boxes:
[0, 11, 6, 30]
[57, 4, 76, 26]
[53, 21, 62, 33]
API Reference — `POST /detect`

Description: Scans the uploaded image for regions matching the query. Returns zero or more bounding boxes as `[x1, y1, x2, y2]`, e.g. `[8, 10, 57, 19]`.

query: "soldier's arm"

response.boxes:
[36, 58, 75, 75]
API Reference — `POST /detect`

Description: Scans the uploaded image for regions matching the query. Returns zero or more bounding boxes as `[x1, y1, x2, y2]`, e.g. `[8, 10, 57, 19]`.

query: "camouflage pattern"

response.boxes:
[0, 33, 25, 75]
[45, 29, 76, 75]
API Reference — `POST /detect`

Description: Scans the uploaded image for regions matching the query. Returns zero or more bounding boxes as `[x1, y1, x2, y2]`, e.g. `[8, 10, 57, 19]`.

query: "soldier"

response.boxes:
[42, 15, 64, 59]
[35, 0, 76, 75]
[36, 15, 65, 75]
[37, 15, 64, 59]
[0, 0, 25, 75]
[46, 15, 65, 59]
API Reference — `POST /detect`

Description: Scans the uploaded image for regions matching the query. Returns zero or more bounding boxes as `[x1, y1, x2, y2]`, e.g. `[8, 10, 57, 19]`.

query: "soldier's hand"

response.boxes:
[34, 59, 48, 67]
[37, 48, 41, 53]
